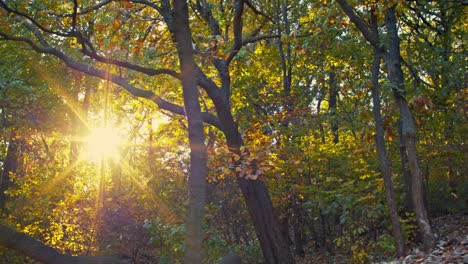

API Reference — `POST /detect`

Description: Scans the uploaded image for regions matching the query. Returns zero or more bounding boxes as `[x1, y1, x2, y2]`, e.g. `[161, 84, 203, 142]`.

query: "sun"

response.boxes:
[85, 126, 123, 161]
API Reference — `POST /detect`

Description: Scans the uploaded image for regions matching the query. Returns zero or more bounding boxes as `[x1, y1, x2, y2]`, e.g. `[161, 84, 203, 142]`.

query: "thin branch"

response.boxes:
[245, 0, 274, 23]
[71, 0, 78, 32]
[194, 0, 222, 36]
[226, 0, 244, 64]
[401, 58, 436, 89]
[30, 0, 113, 18]
[129, 0, 163, 14]
[335, 0, 379, 47]
[0, 0, 72, 37]
[80, 48, 181, 78]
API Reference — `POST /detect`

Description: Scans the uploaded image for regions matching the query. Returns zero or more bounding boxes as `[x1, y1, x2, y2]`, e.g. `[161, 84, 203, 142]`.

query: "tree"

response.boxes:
[370, 40, 405, 257]
[171, 0, 207, 262]
[336, 0, 435, 250]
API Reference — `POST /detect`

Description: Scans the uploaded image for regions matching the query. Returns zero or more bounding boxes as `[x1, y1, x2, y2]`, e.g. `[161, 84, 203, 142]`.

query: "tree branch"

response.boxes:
[336, 0, 379, 47]
[226, 0, 244, 64]
[0, 31, 221, 129]
[30, 0, 113, 18]
[80, 48, 181, 78]
[0, 0, 72, 37]
[245, 0, 274, 23]
[193, 0, 222, 36]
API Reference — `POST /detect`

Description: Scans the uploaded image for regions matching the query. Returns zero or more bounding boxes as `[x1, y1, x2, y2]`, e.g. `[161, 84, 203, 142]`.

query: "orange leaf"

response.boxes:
[113, 20, 121, 29]
[122, 1, 133, 8]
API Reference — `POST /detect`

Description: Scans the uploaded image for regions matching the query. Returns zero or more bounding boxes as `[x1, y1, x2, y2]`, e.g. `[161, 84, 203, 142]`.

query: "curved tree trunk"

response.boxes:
[237, 178, 294, 263]
[384, 6, 434, 251]
[0, 224, 129, 264]
[221, 120, 294, 263]
[336, 0, 434, 251]
[370, 47, 405, 257]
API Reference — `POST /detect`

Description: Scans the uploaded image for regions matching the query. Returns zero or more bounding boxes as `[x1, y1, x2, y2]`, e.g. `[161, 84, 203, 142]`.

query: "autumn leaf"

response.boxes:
[113, 20, 121, 29]
[121, 1, 133, 8]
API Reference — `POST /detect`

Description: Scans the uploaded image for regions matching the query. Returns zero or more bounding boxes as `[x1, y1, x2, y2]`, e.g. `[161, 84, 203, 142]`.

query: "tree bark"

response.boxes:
[0, 131, 20, 213]
[328, 68, 339, 144]
[398, 119, 414, 213]
[172, 1, 208, 263]
[370, 47, 405, 257]
[384, 6, 434, 251]
[237, 178, 294, 263]
[0, 223, 129, 264]
[217, 101, 294, 263]
[336, 0, 435, 251]
[292, 196, 305, 257]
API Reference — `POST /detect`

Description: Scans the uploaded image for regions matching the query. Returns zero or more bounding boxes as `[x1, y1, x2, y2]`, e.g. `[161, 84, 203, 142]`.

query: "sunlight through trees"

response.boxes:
[0, 0, 466, 263]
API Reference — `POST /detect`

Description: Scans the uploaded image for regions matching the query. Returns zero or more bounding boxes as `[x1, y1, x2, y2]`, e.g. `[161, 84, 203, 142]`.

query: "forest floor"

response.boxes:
[298, 213, 467, 264]
[383, 213, 467, 264]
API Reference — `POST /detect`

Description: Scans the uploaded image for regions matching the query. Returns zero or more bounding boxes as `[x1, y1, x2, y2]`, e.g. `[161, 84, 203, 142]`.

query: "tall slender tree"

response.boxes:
[336, 0, 434, 250]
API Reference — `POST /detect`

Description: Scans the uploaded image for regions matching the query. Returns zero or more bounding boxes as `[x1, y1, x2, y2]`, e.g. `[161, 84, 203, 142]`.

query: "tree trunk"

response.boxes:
[279, 213, 293, 246]
[385, 6, 434, 251]
[172, 1, 208, 263]
[398, 119, 414, 213]
[328, 68, 339, 144]
[0, 223, 129, 264]
[292, 196, 305, 257]
[215, 107, 294, 263]
[237, 178, 295, 263]
[370, 47, 405, 257]
[0, 131, 20, 213]
[317, 90, 326, 143]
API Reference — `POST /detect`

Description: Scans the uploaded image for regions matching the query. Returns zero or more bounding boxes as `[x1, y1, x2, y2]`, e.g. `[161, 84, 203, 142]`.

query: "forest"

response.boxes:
[0, 0, 466, 263]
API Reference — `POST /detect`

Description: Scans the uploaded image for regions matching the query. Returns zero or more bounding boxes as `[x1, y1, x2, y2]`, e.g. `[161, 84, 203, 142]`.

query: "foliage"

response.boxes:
[0, 0, 466, 262]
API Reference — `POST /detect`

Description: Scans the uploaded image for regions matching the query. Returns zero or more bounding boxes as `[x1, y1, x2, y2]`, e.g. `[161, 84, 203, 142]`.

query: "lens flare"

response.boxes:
[85, 126, 122, 161]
